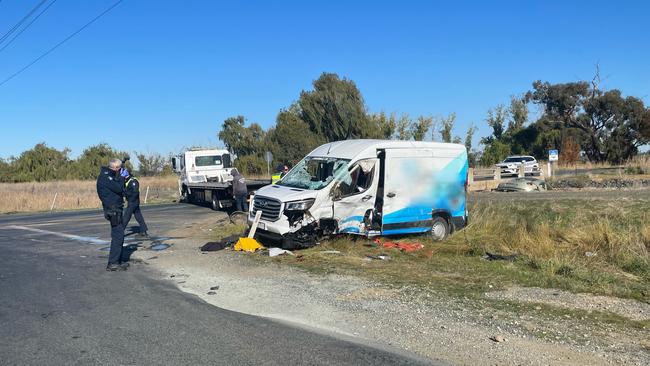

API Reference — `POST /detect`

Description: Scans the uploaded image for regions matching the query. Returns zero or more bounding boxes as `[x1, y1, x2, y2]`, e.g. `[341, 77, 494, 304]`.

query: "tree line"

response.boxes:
[0, 143, 173, 183]
[2, 71, 648, 182]
[220, 71, 650, 175]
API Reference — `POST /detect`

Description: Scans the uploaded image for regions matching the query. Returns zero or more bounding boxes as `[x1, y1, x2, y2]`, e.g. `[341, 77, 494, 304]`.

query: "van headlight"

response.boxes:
[285, 199, 315, 211]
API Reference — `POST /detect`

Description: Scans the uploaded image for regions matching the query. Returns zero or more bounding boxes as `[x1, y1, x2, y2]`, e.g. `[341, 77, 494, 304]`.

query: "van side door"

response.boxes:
[331, 159, 379, 235]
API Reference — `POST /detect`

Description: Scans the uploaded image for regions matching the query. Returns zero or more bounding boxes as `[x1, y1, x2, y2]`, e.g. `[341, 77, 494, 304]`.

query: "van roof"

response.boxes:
[308, 139, 466, 160]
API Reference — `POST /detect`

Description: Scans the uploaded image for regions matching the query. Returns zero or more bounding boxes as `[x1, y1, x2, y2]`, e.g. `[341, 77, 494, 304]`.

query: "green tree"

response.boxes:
[410, 115, 433, 141]
[526, 77, 650, 163]
[266, 110, 321, 165]
[464, 125, 477, 167]
[73, 143, 131, 180]
[298, 73, 373, 141]
[369, 111, 397, 139]
[439, 113, 456, 143]
[507, 96, 528, 134]
[9, 143, 71, 182]
[394, 113, 412, 140]
[480, 140, 511, 166]
[136, 152, 167, 176]
[218, 116, 267, 157]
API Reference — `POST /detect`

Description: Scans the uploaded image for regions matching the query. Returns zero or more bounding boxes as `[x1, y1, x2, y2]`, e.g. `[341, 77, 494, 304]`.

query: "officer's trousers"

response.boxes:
[123, 204, 148, 233]
[105, 210, 125, 265]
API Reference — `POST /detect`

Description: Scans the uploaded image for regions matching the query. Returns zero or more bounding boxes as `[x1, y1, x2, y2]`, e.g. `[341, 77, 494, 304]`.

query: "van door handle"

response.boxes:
[386, 192, 396, 198]
[361, 195, 373, 202]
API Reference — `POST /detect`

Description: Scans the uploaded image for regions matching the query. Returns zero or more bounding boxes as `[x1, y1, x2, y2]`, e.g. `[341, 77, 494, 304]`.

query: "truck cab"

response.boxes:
[172, 149, 234, 185]
[248, 140, 469, 249]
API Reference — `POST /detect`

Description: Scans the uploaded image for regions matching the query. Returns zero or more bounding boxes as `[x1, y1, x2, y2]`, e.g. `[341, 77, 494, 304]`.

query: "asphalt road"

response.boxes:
[0, 204, 432, 366]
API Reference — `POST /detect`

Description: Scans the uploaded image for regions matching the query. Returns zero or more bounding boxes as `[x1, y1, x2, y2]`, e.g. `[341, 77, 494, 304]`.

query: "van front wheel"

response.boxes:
[430, 216, 449, 241]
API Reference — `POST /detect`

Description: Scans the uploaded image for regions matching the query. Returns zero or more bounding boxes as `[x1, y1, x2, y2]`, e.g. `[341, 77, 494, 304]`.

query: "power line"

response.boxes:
[0, 0, 48, 45]
[0, 0, 124, 88]
[0, 0, 58, 54]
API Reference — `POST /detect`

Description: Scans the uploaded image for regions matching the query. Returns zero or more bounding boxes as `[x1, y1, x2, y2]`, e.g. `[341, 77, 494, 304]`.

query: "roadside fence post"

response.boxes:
[144, 186, 150, 205]
[50, 192, 58, 211]
[518, 164, 525, 178]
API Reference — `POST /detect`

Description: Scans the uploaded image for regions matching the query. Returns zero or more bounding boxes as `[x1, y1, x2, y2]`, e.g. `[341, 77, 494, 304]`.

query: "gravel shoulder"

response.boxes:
[133, 213, 650, 366]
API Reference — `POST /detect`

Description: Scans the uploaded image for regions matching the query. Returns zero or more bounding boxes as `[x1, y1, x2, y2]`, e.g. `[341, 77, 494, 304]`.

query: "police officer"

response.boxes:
[122, 170, 149, 237]
[96, 158, 128, 271]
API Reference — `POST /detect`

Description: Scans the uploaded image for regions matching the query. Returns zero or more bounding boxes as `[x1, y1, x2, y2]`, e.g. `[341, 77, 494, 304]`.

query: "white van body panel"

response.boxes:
[249, 140, 468, 242]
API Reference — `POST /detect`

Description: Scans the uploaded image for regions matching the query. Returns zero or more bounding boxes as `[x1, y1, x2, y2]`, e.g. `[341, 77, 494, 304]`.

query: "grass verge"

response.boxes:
[248, 197, 650, 303]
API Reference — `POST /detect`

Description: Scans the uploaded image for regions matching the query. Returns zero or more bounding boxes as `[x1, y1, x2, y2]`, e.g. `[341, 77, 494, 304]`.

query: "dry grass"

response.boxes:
[0, 175, 179, 214]
[251, 197, 650, 302]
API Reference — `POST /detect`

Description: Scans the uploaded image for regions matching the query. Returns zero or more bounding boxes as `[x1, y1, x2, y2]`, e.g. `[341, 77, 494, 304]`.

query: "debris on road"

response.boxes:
[200, 235, 236, 252]
[269, 247, 294, 257]
[320, 250, 341, 255]
[210, 285, 220, 291]
[207, 291, 217, 295]
[490, 335, 507, 343]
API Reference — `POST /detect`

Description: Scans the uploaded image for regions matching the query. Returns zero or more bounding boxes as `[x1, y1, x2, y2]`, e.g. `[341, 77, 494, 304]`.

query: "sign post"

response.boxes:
[264, 151, 273, 177]
[548, 149, 559, 177]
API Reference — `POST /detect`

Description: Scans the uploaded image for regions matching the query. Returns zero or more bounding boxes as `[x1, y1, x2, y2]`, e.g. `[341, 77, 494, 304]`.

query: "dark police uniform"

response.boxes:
[122, 176, 148, 235]
[96, 166, 126, 266]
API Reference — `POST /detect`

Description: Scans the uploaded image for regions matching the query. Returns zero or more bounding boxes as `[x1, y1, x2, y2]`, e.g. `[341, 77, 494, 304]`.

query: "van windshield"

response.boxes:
[277, 157, 350, 190]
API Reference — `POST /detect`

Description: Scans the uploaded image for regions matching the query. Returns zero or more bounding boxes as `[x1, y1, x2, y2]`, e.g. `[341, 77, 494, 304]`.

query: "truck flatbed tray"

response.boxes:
[186, 179, 271, 190]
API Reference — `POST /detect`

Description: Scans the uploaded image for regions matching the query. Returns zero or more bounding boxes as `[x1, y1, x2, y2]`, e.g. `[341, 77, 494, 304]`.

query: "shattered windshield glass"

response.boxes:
[277, 157, 350, 190]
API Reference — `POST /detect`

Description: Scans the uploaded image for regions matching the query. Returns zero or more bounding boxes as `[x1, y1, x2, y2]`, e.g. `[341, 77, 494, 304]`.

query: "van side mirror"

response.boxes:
[171, 157, 178, 171]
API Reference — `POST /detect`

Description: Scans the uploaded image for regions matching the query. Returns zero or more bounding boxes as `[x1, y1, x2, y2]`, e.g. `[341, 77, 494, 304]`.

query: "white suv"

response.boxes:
[495, 155, 541, 176]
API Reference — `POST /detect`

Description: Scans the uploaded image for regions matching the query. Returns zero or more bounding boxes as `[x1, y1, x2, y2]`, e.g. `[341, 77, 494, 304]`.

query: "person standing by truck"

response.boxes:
[122, 170, 149, 237]
[96, 158, 128, 271]
[231, 168, 248, 212]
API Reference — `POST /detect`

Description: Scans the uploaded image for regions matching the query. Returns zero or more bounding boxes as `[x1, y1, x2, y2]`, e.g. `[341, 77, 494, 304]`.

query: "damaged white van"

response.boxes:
[248, 140, 469, 249]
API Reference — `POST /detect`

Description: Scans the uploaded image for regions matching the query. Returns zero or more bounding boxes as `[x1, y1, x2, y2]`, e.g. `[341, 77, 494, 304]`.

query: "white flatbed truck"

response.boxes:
[171, 148, 270, 210]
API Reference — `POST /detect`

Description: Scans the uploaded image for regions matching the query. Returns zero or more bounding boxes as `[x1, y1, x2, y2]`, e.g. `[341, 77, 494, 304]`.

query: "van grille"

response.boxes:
[252, 196, 282, 221]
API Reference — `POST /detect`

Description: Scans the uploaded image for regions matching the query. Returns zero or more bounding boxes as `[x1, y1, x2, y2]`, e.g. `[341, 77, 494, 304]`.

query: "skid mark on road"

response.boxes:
[0, 225, 109, 245]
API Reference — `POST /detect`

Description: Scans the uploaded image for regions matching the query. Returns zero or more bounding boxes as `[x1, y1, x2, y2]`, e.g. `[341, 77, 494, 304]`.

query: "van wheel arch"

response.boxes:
[431, 210, 452, 241]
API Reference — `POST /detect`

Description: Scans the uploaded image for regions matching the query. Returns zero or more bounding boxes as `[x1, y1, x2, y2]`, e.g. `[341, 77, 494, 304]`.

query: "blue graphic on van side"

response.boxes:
[382, 153, 467, 231]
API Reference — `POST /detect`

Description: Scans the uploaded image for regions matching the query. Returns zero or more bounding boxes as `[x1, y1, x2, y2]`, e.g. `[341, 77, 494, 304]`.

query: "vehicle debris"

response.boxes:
[364, 254, 391, 261]
[200, 235, 239, 252]
[494, 177, 547, 192]
[269, 247, 294, 257]
[374, 239, 424, 253]
[234, 237, 263, 252]
[484, 252, 517, 261]
[490, 335, 507, 343]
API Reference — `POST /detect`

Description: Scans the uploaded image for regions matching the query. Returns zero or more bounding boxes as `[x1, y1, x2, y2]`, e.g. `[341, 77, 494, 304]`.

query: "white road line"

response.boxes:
[1, 225, 109, 245]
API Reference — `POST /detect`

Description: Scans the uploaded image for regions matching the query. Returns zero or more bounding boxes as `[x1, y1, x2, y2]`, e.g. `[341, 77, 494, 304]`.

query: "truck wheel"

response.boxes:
[430, 216, 449, 241]
[211, 196, 219, 211]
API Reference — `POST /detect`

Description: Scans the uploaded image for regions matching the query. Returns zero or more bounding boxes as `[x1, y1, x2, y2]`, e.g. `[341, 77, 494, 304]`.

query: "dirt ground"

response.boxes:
[133, 211, 650, 366]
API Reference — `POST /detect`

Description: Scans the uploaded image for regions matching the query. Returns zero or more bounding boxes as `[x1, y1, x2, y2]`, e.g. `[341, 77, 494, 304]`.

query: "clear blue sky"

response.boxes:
[1, 0, 648, 159]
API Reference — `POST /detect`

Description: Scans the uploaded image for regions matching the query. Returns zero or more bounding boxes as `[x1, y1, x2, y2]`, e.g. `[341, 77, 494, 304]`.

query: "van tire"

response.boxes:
[211, 195, 219, 211]
[430, 216, 449, 241]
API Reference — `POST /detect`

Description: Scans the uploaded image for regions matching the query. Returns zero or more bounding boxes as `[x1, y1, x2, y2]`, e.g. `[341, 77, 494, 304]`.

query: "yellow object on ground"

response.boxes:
[234, 238, 264, 252]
